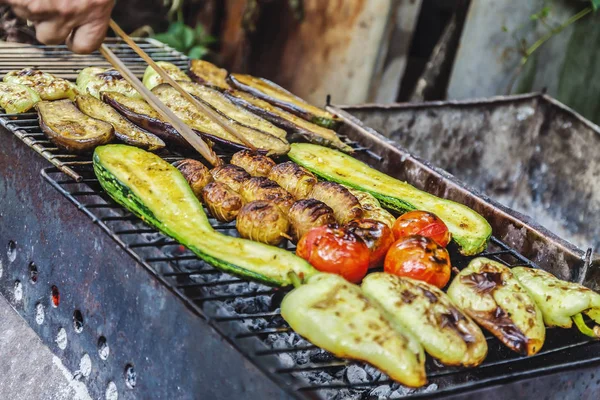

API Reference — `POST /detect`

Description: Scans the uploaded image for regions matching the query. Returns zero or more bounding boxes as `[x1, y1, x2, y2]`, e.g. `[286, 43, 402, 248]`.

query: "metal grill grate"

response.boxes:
[1, 39, 600, 400]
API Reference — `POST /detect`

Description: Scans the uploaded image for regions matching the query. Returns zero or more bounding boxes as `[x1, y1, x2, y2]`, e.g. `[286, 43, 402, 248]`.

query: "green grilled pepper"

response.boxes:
[513, 267, 600, 338]
[362, 273, 488, 367]
[281, 273, 426, 387]
[142, 61, 191, 90]
[447, 258, 545, 355]
[0, 82, 41, 113]
[77, 67, 140, 99]
[4, 68, 78, 100]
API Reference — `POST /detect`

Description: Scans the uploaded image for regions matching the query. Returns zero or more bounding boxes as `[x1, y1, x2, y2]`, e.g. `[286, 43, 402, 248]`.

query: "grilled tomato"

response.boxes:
[384, 235, 451, 288]
[392, 210, 451, 247]
[296, 225, 369, 283]
[345, 219, 394, 269]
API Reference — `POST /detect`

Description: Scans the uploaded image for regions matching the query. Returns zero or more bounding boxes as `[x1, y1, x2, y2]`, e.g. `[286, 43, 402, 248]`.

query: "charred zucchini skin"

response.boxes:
[289, 143, 492, 256]
[93, 145, 316, 286]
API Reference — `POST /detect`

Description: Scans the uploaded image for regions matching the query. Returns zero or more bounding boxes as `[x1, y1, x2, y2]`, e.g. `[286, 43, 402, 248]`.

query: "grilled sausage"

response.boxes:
[345, 186, 396, 228]
[268, 161, 317, 200]
[288, 199, 336, 242]
[309, 181, 363, 224]
[201, 182, 244, 222]
[173, 159, 213, 198]
[211, 164, 251, 193]
[230, 149, 276, 177]
[240, 177, 295, 213]
[236, 201, 290, 245]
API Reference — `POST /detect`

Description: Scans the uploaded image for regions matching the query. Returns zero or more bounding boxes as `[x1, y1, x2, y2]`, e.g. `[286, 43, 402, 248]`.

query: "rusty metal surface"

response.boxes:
[332, 98, 596, 288]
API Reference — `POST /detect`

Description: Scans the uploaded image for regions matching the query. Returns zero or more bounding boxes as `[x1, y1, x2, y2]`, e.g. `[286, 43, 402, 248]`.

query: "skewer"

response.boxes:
[107, 19, 257, 152]
[99, 43, 222, 167]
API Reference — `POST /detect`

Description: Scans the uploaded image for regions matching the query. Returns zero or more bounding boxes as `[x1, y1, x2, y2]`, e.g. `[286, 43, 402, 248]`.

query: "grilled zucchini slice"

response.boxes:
[228, 74, 341, 130]
[4, 68, 78, 100]
[77, 67, 140, 99]
[288, 143, 492, 255]
[142, 61, 191, 90]
[37, 100, 113, 153]
[188, 60, 230, 89]
[0, 82, 41, 113]
[93, 144, 317, 286]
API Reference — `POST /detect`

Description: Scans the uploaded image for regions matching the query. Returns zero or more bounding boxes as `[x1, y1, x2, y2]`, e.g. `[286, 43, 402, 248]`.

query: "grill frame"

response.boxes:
[0, 39, 599, 400]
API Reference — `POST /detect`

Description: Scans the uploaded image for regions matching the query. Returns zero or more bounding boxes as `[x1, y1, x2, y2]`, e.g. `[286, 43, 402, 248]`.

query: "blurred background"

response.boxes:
[1, 0, 599, 123]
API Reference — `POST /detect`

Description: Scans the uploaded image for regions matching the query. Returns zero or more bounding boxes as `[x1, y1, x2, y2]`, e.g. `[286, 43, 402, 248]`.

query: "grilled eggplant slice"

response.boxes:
[228, 74, 341, 130]
[513, 267, 600, 337]
[211, 164, 251, 193]
[76, 94, 164, 151]
[309, 181, 363, 224]
[363, 273, 488, 367]
[240, 177, 295, 213]
[345, 187, 396, 228]
[178, 81, 287, 140]
[289, 143, 492, 255]
[288, 199, 336, 242]
[77, 67, 140, 99]
[268, 161, 317, 200]
[447, 258, 545, 355]
[236, 200, 290, 245]
[226, 89, 352, 153]
[173, 159, 213, 198]
[94, 145, 316, 286]
[201, 181, 244, 222]
[152, 84, 290, 155]
[37, 100, 113, 153]
[188, 59, 230, 89]
[4, 68, 77, 100]
[281, 273, 426, 387]
[0, 82, 41, 113]
[142, 61, 191, 90]
[230, 150, 276, 177]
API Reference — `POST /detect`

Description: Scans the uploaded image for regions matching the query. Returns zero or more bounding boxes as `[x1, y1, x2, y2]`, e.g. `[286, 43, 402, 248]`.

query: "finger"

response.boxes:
[67, 19, 110, 54]
[11, 6, 33, 21]
[34, 19, 74, 45]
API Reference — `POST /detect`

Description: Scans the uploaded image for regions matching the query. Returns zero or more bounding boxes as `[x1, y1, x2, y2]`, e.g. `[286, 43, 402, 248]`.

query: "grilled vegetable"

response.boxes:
[289, 143, 492, 256]
[288, 199, 336, 242]
[362, 273, 488, 367]
[4, 68, 78, 100]
[236, 201, 290, 245]
[142, 61, 191, 90]
[228, 74, 341, 130]
[152, 84, 290, 155]
[296, 225, 369, 283]
[240, 177, 295, 213]
[268, 161, 317, 200]
[226, 89, 353, 153]
[102, 91, 193, 151]
[94, 145, 316, 286]
[384, 236, 451, 288]
[309, 181, 363, 224]
[37, 100, 113, 153]
[230, 150, 276, 177]
[447, 258, 545, 355]
[75, 94, 165, 151]
[178, 81, 287, 140]
[0, 82, 41, 114]
[210, 164, 251, 193]
[281, 273, 426, 387]
[345, 187, 396, 228]
[345, 219, 394, 269]
[201, 182, 244, 222]
[188, 59, 230, 89]
[172, 159, 213, 198]
[513, 267, 600, 338]
[393, 210, 451, 247]
[77, 67, 140, 99]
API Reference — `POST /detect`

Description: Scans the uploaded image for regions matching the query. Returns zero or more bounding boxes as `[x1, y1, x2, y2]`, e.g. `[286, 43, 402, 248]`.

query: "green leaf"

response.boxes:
[168, 22, 186, 37]
[501, 25, 509, 32]
[530, 13, 539, 21]
[199, 35, 217, 46]
[592, 0, 599, 11]
[195, 24, 206, 40]
[188, 46, 209, 60]
[181, 25, 196, 51]
[152, 33, 184, 51]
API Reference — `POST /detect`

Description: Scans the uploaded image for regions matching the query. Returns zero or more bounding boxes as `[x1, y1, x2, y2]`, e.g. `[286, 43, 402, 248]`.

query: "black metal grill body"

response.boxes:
[0, 40, 599, 400]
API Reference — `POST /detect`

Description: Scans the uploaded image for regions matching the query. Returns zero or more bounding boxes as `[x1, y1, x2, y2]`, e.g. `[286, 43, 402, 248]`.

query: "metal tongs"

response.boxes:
[99, 20, 257, 167]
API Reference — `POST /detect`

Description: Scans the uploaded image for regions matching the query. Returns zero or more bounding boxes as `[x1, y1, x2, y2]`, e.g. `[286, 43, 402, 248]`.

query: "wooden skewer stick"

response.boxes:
[108, 19, 257, 152]
[99, 44, 222, 166]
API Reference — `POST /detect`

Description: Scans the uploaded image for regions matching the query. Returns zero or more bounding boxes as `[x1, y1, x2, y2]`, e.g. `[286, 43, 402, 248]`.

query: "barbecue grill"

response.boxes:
[0, 39, 599, 400]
